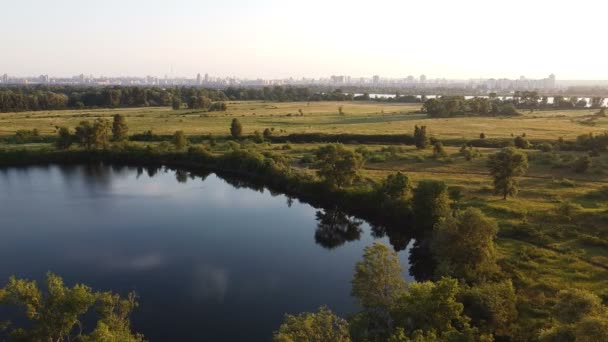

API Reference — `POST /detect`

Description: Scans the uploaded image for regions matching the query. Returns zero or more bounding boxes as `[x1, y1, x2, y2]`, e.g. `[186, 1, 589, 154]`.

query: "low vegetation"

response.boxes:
[1, 97, 608, 340]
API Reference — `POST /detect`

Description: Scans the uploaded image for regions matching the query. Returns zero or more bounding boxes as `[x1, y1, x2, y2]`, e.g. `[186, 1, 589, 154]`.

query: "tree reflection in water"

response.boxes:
[314, 209, 363, 250]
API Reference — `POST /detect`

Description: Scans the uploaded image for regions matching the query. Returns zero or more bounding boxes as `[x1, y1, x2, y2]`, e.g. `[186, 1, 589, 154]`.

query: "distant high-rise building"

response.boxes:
[420, 74, 427, 83]
[549, 74, 556, 89]
[372, 75, 380, 84]
[196, 73, 202, 85]
[204, 73, 209, 83]
[39, 74, 49, 84]
[1, 74, 8, 84]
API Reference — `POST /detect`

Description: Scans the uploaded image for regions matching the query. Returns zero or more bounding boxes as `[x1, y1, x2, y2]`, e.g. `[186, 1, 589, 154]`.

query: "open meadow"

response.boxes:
[2, 101, 608, 140]
[2, 100, 608, 337]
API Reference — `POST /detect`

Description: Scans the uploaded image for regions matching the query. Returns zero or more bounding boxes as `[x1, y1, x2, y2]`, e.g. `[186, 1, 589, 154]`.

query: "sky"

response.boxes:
[2, 0, 607, 80]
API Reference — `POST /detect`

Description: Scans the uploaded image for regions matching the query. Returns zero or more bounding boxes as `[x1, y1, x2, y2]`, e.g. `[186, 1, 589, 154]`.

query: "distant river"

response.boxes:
[358, 94, 608, 107]
[0, 164, 413, 341]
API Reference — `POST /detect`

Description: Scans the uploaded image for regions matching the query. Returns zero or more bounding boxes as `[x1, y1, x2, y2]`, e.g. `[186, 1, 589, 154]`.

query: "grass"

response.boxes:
[1, 101, 607, 140]
[2, 100, 608, 331]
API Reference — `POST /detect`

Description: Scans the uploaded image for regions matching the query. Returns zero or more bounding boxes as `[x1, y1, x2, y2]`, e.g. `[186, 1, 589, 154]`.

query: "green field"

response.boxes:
[2, 100, 608, 326]
[2, 101, 607, 140]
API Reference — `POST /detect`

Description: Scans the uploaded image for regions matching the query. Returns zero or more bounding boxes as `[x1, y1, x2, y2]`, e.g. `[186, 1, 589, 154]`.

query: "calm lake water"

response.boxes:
[0, 164, 412, 341]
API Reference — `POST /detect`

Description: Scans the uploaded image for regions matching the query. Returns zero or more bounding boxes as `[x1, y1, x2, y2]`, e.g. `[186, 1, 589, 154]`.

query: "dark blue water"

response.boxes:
[0, 164, 412, 341]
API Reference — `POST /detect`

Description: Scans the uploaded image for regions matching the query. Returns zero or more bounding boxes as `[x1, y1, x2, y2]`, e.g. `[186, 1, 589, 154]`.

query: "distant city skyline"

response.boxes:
[3, 0, 608, 80]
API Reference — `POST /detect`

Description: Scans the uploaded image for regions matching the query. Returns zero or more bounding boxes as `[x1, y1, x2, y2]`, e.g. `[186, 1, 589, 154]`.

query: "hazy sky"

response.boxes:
[2, 0, 607, 79]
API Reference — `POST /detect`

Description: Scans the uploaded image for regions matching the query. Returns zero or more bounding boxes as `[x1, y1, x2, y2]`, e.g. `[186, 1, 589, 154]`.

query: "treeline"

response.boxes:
[422, 92, 605, 118]
[0, 85, 228, 112]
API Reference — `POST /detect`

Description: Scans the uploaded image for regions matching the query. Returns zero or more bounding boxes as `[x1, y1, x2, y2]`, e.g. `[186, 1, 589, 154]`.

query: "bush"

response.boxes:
[514, 136, 530, 149]
[539, 143, 553, 152]
[572, 156, 592, 173]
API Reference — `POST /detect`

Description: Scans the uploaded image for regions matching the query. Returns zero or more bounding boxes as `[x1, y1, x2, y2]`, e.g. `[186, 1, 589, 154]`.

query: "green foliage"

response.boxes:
[460, 145, 481, 161]
[209, 101, 227, 112]
[487, 147, 528, 199]
[187, 95, 212, 109]
[273, 306, 350, 342]
[540, 289, 608, 341]
[432, 141, 447, 159]
[0, 273, 143, 342]
[74, 119, 111, 150]
[392, 278, 485, 341]
[171, 96, 182, 110]
[263, 128, 272, 139]
[230, 118, 243, 138]
[315, 144, 364, 188]
[172, 130, 188, 150]
[56, 127, 73, 149]
[514, 136, 530, 149]
[414, 125, 430, 149]
[460, 280, 518, 337]
[351, 243, 405, 339]
[412, 180, 451, 231]
[555, 201, 582, 222]
[539, 142, 554, 152]
[432, 208, 500, 283]
[253, 130, 265, 143]
[572, 155, 592, 173]
[376, 172, 412, 202]
[112, 114, 129, 142]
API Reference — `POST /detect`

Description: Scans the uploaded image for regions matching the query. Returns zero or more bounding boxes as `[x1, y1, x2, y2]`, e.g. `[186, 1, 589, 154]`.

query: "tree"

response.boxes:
[432, 141, 447, 159]
[171, 96, 182, 110]
[0, 273, 143, 342]
[376, 172, 412, 202]
[209, 101, 227, 111]
[230, 118, 243, 138]
[413, 125, 430, 149]
[412, 180, 451, 231]
[92, 118, 111, 149]
[172, 130, 188, 150]
[513, 136, 530, 149]
[487, 147, 528, 199]
[112, 114, 128, 141]
[431, 208, 500, 283]
[391, 278, 476, 339]
[539, 289, 608, 341]
[56, 127, 73, 149]
[460, 280, 518, 337]
[263, 128, 272, 139]
[351, 243, 406, 338]
[273, 306, 350, 342]
[573, 155, 592, 173]
[74, 119, 110, 150]
[315, 144, 364, 188]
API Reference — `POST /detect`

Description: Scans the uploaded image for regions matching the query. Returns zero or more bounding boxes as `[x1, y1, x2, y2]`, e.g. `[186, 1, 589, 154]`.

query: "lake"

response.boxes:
[0, 164, 413, 341]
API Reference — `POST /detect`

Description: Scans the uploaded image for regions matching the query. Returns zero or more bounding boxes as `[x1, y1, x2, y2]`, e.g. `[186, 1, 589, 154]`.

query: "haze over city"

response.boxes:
[3, 0, 608, 80]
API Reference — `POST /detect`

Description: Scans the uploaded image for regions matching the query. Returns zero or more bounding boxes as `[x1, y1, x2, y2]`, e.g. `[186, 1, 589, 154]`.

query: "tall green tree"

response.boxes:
[112, 114, 129, 141]
[460, 280, 518, 337]
[376, 172, 412, 202]
[487, 147, 528, 199]
[56, 127, 73, 149]
[412, 180, 451, 231]
[0, 273, 143, 342]
[74, 119, 110, 150]
[414, 125, 430, 149]
[273, 306, 350, 342]
[391, 278, 479, 340]
[171, 96, 182, 110]
[431, 208, 500, 283]
[230, 118, 243, 138]
[315, 144, 364, 188]
[172, 130, 188, 150]
[351, 243, 406, 339]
